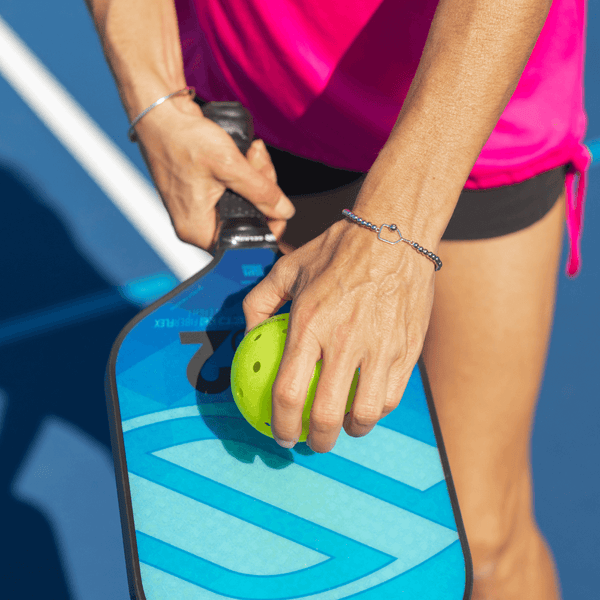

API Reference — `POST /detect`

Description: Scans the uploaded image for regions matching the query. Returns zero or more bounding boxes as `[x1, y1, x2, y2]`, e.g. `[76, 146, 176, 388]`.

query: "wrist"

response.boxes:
[120, 73, 191, 122]
[341, 209, 443, 272]
[351, 143, 460, 252]
[128, 86, 199, 140]
[350, 179, 446, 258]
[129, 90, 203, 145]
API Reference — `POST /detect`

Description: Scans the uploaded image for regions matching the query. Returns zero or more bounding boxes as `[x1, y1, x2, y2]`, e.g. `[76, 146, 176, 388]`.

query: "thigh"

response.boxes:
[420, 185, 566, 560]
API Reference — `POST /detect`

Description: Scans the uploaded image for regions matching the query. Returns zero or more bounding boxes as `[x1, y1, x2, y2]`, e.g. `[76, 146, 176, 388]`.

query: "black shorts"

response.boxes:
[262, 143, 568, 249]
[194, 94, 567, 247]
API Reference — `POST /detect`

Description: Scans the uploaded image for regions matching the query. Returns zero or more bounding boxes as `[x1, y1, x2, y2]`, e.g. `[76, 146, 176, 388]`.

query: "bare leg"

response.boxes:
[279, 181, 565, 597]
[421, 188, 566, 599]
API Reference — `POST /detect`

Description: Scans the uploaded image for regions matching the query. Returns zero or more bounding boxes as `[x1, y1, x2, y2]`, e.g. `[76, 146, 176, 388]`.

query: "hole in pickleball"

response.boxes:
[282, 328, 287, 334]
[238, 387, 244, 398]
[254, 333, 262, 341]
[253, 361, 261, 372]
[265, 422, 271, 427]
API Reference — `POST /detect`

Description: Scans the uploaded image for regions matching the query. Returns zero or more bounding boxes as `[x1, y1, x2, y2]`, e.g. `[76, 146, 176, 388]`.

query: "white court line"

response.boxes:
[0, 16, 211, 282]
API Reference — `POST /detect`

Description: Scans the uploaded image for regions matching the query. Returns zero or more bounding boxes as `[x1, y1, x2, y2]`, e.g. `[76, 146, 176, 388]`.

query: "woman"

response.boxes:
[86, 0, 591, 597]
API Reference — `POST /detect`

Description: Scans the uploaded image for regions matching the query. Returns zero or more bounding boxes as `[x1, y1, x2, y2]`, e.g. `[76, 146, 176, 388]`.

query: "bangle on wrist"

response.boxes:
[342, 209, 442, 271]
[128, 86, 196, 142]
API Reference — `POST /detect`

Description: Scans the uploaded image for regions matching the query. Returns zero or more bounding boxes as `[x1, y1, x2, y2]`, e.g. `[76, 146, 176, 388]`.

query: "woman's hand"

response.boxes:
[133, 96, 295, 253]
[242, 217, 437, 453]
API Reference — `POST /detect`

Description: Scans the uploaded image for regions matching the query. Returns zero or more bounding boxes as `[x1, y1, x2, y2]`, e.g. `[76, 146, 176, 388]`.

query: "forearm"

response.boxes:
[85, 0, 188, 121]
[354, 0, 552, 248]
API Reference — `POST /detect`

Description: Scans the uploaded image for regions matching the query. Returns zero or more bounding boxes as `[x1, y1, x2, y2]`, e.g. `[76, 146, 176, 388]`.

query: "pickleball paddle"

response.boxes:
[104, 101, 473, 600]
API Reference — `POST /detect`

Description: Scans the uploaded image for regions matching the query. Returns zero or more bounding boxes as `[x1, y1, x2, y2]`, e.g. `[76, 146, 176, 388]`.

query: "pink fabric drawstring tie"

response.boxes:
[565, 143, 593, 278]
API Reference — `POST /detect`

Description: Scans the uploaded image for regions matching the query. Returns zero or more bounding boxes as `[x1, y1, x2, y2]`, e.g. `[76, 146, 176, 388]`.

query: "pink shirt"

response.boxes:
[176, 0, 592, 277]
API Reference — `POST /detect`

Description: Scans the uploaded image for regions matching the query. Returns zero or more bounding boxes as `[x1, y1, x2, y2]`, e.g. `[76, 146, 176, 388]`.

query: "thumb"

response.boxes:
[242, 258, 296, 334]
[246, 138, 277, 183]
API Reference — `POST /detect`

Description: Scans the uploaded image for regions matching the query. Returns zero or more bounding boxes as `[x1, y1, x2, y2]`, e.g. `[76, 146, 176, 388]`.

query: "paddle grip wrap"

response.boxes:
[201, 102, 264, 221]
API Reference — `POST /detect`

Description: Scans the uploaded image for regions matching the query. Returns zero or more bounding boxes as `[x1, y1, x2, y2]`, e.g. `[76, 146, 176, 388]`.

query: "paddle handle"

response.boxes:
[201, 101, 265, 221]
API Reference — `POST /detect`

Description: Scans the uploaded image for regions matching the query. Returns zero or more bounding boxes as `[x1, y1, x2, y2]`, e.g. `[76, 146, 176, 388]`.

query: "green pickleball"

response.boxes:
[231, 313, 359, 442]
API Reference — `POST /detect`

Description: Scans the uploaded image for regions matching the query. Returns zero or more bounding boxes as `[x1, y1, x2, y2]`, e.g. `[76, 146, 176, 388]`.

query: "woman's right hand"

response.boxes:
[132, 94, 296, 253]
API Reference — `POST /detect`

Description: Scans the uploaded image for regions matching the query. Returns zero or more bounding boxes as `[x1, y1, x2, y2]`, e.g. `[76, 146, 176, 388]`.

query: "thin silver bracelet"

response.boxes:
[342, 209, 442, 271]
[128, 86, 196, 142]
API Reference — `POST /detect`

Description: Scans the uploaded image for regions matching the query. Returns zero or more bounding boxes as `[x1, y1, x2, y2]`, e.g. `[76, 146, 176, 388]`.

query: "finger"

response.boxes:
[212, 136, 295, 220]
[267, 218, 287, 241]
[306, 348, 361, 453]
[246, 139, 277, 183]
[246, 140, 293, 242]
[276, 238, 296, 255]
[341, 351, 391, 440]
[270, 312, 322, 445]
[343, 354, 414, 436]
[242, 257, 296, 333]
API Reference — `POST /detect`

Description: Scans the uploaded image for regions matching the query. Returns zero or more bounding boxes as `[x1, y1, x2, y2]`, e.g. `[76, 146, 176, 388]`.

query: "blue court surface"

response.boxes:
[0, 1, 598, 598]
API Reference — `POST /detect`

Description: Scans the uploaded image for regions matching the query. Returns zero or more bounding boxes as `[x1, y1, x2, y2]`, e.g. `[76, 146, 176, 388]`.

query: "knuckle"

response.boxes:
[241, 291, 255, 310]
[257, 173, 275, 197]
[405, 334, 422, 359]
[381, 345, 403, 368]
[215, 147, 237, 170]
[272, 382, 302, 410]
[264, 256, 290, 289]
[311, 408, 342, 432]
[381, 400, 400, 417]
[387, 371, 410, 406]
[352, 405, 381, 427]
[270, 254, 288, 277]
[387, 339, 417, 372]
[330, 321, 355, 348]
[208, 149, 239, 181]
[174, 222, 193, 244]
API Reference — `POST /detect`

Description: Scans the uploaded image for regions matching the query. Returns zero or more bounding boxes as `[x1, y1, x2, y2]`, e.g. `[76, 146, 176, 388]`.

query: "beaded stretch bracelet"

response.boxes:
[342, 208, 442, 271]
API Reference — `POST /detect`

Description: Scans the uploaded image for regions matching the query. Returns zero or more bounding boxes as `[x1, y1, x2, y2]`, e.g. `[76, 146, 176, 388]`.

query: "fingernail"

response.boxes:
[276, 196, 295, 219]
[273, 435, 297, 449]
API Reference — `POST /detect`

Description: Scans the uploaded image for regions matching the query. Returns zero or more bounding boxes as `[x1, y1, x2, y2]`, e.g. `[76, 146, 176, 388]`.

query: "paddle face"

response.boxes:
[105, 102, 473, 599]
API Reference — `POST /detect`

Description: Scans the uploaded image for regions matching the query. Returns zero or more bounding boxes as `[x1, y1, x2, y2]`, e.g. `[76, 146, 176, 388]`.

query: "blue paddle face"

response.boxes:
[106, 245, 472, 600]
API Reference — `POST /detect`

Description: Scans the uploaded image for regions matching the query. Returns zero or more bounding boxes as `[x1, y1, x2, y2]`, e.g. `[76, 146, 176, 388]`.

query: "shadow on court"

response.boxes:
[0, 164, 136, 598]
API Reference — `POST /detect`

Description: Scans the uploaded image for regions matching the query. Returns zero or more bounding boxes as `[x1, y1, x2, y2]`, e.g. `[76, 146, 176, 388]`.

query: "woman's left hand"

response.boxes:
[242, 215, 437, 453]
